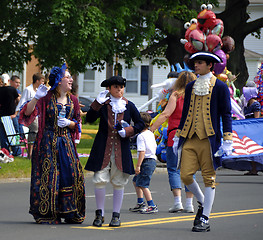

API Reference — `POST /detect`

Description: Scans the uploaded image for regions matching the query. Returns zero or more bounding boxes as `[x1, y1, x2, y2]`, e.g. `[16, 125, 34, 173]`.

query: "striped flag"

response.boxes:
[232, 131, 263, 156]
[221, 118, 263, 171]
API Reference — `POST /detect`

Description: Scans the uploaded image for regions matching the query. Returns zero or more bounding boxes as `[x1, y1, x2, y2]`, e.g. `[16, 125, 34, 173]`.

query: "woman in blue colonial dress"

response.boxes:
[19, 64, 85, 224]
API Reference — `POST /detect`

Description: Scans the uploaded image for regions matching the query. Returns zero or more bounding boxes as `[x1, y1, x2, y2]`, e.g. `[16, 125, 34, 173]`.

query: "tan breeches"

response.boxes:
[180, 134, 216, 188]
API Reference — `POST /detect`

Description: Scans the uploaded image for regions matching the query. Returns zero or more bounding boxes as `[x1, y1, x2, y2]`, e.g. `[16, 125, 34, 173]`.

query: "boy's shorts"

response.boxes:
[133, 158, 156, 188]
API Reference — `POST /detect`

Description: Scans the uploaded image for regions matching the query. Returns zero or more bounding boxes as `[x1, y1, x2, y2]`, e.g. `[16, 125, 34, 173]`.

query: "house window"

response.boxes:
[141, 65, 149, 95]
[125, 67, 138, 93]
[83, 69, 95, 92]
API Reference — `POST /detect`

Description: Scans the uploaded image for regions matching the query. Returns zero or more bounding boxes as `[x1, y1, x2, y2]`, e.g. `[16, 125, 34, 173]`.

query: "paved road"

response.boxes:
[0, 168, 263, 240]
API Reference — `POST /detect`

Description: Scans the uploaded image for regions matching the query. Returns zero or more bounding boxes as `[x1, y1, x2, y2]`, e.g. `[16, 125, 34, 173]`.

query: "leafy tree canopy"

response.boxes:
[0, 0, 263, 88]
[0, 0, 217, 73]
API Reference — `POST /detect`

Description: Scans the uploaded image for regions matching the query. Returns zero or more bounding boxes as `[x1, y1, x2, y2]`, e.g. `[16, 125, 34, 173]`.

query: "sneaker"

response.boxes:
[129, 202, 146, 212]
[183, 205, 194, 213]
[169, 203, 183, 213]
[140, 205, 158, 214]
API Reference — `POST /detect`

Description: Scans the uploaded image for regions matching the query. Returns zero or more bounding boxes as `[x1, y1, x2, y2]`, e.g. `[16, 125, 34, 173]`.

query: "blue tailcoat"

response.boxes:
[177, 78, 232, 169]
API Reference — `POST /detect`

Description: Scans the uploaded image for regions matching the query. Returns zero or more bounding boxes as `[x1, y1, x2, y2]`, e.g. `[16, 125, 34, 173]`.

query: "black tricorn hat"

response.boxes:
[189, 51, 222, 63]
[101, 76, 126, 87]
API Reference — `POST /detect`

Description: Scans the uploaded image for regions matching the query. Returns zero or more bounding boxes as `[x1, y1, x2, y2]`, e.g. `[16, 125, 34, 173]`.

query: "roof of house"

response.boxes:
[244, 49, 263, 60]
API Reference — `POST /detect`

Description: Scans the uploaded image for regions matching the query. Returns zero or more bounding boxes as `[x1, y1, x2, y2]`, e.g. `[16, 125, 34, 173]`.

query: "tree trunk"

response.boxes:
[217, 0, 250, 90]
[165, 36, 187, 69]
[227, 38, 249, 90]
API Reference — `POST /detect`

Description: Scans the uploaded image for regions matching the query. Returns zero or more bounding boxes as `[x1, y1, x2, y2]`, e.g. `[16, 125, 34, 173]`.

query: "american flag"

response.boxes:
[232, 130, 263, 156]
[221, 118, 263, 171]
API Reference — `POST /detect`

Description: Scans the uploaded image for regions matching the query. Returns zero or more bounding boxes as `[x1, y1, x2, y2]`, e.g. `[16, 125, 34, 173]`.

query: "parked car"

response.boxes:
[79, 96, 94, 113]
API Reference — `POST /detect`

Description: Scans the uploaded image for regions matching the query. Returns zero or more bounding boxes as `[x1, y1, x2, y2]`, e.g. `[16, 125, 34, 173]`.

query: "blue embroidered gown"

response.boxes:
[29, 95, 85, 224]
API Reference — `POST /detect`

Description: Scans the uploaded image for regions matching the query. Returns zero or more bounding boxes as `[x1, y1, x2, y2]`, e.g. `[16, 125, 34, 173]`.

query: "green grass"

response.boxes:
[0, 157, 31, 178]
[0, 123, 138, 179]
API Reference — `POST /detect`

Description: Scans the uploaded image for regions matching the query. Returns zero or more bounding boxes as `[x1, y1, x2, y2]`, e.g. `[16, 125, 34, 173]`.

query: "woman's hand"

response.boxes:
[57, 117, 71, 128]
[35, 84, 48, 100]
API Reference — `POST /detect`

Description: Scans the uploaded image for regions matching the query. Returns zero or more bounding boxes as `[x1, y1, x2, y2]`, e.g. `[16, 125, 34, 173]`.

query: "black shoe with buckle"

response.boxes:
[109, 212, 121, 227]
[93, 209, 104, 227]
[192, 215, 210, 232]
[193, 202, 203, 226]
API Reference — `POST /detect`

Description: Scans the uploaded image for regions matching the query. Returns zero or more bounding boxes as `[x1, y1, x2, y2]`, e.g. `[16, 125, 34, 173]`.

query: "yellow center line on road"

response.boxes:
[72, 208, 263, 230]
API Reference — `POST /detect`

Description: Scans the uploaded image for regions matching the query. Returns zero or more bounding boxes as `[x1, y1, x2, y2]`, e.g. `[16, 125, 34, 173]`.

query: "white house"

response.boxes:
[77, 59, 170, 111]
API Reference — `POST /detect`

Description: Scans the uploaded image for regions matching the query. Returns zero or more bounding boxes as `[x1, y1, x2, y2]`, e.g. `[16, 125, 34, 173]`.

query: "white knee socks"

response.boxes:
[113, 189, 124, 213]
[95, 188, 106, 216]
[203, 187, 215, 218]
[186, 180, 204, 205]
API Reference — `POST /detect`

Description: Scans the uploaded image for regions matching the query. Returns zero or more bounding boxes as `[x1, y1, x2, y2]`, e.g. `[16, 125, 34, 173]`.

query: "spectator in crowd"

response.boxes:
[242, 85, 261, 175]
[0, 82, 21, 156]
[151, 71, 196, 214]
[10, 75, 25, 143]
[2, 73, 10, 86]
[0, 76, 4, 87]
[16, 73, 45, 159]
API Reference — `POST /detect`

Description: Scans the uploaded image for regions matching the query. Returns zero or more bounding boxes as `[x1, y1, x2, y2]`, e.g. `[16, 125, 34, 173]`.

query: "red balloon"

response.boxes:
[206, 34, 222, 52]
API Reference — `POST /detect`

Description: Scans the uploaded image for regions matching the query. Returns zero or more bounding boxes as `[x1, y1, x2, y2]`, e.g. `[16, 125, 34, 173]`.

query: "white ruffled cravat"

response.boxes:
[193, 72, 213, 96]
[109, 95, 127, 124]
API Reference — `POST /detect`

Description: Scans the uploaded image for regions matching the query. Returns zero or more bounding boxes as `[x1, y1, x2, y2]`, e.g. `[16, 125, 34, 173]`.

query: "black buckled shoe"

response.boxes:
[192, 215, 210, 232]
[192, 221, 210, 232]
[93, 209, 104, 227]
[109, 212, 121, 227]
[193, 202, 203, 226]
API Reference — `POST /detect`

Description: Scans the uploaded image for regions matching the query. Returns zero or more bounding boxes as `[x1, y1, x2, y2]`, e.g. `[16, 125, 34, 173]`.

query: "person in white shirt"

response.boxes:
[129, 112, 158, 214]
[16, 73, 44, 158]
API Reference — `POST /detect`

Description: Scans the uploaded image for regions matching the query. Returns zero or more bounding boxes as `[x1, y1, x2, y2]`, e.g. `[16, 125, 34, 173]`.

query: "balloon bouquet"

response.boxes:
[181, 4, 244, 119]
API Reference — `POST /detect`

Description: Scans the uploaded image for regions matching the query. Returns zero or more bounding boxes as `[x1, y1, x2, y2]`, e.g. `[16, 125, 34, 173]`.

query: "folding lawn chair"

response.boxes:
[0, 116, 29, 156]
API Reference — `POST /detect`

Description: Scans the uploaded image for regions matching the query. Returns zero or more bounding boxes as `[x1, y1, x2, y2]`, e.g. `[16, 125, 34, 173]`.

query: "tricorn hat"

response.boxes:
[101, 76, 126, 87]
[189, 51, 222, 63]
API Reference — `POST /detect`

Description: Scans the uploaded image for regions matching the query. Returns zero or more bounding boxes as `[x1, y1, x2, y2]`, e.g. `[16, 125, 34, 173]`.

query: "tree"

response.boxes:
[0, 0, 32, 72]
[0, 0, 263, 89]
